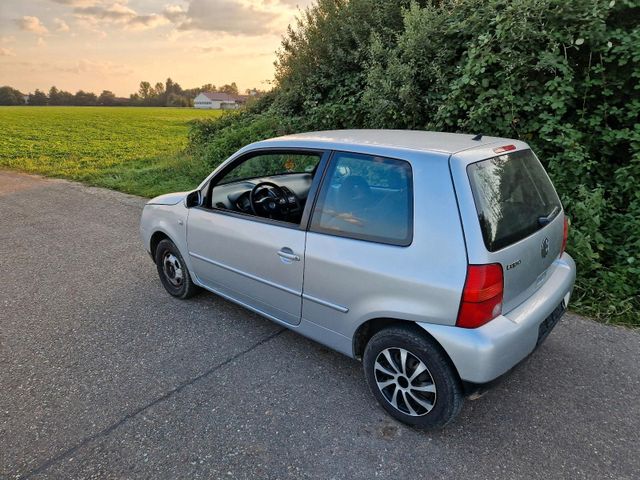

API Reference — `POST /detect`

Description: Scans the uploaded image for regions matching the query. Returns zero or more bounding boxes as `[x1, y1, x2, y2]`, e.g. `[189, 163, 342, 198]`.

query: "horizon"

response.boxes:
[0, 0, 315, 96]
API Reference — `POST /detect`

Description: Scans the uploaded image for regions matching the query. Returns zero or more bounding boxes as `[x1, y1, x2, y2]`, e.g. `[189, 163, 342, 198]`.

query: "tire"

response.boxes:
[363, 324, 463, 429]
[154, 239, 200, 299]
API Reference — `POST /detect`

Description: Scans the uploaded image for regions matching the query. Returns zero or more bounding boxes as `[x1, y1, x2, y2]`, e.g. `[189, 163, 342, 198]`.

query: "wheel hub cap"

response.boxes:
[374, 347, 436, 416]
[163, 253, 184, 287]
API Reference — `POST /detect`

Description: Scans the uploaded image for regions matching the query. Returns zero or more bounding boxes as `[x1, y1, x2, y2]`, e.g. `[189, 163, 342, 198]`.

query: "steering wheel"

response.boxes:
[250, 181, 297, 219]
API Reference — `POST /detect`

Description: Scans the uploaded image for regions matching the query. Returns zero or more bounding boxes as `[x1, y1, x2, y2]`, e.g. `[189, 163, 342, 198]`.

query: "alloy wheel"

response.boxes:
[373, 347, 437, 416]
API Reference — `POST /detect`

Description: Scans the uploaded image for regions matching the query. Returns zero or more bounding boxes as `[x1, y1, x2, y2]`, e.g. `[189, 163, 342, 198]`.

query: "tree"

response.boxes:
[29, 89, 48, 106]
[48, 86, 74, 105]
[138, 81, 152, 99]
[98, 90, 116, 106]
[48, 86, 61, 105]
[74, 90, 98, 106]
[154, 82, 165, 95]
[219, 82, 238, 95]
[245, 88, 265, 96]
[167, 92, 189, 107]
[0, 77, 245, 107]
[0, 86, 24, 105]
[58, 90, 74, 105]
[151, 82, 164, 106]
[165, 77, 175, 96]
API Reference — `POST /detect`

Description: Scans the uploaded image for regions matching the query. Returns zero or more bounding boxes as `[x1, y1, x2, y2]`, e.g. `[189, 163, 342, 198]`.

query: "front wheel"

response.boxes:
[154, 239, 200, 299]
[363, 325, 463, 429]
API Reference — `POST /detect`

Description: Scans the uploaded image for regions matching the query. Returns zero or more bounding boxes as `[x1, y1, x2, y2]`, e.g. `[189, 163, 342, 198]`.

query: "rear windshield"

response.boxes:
[467, 149, 561, 252]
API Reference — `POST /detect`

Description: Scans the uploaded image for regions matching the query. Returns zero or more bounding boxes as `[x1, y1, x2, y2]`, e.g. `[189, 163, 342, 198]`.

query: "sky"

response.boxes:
[0, 0, 314, 96]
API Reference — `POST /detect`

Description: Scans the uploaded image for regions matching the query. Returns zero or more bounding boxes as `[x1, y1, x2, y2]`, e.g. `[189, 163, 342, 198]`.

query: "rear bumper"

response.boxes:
[417, 253, 576, 384]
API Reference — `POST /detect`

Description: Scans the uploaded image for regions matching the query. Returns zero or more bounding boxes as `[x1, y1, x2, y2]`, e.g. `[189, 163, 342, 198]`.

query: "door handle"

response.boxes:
[277, 248, 300, 262]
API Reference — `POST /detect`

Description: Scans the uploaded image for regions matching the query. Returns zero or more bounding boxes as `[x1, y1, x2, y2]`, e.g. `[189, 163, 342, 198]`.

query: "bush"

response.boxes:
[189, 0, 640, 325]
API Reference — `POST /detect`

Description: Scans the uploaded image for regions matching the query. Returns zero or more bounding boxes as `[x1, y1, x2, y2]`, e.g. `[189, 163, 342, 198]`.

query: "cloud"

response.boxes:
[126, 14, 169, 31]
[193, 45, 223, 53]
[73, 2, 169, 30]
[74, 3, 137, 22]
[37, 37, 48, 47]
[49, 0, 105, 5]
[162, 4, 187, 22]
[16, 16, 49, 35]
[44, 0, 297, 36]
[269, 0, 315, 6]
[70, 0, 280, 35]
[57, 58, 133, 76]
[1, 57, 133, 79]
[0, 47, 16, 57]
[176, 0, 279, 35]
[54, 18, 71, 32]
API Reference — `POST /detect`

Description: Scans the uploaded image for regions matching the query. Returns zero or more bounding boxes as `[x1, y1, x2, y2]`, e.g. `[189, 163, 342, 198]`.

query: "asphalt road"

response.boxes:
[1, 170, 639, 480]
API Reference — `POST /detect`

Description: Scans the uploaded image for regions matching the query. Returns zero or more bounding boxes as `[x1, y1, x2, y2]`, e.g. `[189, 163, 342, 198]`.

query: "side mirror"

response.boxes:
[184, 190, 202, 208]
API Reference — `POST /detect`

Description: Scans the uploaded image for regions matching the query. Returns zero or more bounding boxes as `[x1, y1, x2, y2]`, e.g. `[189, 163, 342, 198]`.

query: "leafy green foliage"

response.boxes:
[190, 0, 639, 325]
[0, 86, 25, 105]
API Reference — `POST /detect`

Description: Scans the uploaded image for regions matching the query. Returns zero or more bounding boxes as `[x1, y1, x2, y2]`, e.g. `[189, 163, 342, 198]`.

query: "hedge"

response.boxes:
[189, 0, 639, 326]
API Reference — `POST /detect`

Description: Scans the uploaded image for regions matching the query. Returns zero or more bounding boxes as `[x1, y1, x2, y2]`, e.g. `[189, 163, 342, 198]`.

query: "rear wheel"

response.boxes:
[363, 325, 463, 429]
[155, 239, 200, 299]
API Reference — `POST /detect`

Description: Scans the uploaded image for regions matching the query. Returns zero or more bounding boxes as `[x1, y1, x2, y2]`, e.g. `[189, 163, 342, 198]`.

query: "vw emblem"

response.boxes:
[541, 237, 550, 258]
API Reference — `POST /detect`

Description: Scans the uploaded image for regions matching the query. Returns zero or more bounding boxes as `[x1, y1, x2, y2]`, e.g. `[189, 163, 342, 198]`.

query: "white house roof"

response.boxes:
[257, 130, 512, 155]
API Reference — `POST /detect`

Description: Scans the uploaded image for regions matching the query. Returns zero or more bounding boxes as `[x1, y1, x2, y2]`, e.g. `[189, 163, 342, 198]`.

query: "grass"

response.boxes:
[0, 106, 224, 197]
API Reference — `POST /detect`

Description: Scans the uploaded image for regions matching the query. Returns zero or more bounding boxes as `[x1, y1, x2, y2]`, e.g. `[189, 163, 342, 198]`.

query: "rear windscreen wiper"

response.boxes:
[538, 206, 560, 226]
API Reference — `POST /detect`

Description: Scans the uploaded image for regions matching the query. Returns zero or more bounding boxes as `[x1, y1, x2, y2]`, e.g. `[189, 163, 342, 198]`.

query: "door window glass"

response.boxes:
[209, 151, 322, 225]
[310, 152, 413, 246]
[219, 153, 319, 185]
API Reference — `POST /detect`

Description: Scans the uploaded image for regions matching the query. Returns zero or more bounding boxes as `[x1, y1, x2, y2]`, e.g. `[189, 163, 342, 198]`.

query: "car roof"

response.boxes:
[254, 129, 513, 155]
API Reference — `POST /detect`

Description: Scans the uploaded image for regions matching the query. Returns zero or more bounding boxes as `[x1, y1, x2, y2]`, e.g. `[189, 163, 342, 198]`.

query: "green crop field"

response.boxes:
[0, 106, 224, 197]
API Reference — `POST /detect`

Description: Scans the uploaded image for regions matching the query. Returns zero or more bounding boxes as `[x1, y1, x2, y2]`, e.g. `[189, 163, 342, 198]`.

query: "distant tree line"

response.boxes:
[128, 79, 244, 107]
[0, 79, 264, 106]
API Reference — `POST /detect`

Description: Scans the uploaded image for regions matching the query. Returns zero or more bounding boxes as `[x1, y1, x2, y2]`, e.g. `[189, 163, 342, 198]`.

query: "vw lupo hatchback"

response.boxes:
[140, 130, 576, 428]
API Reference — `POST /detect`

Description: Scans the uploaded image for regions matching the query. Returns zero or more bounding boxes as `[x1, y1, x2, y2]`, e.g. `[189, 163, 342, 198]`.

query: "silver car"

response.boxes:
[140, 130, 576, 428]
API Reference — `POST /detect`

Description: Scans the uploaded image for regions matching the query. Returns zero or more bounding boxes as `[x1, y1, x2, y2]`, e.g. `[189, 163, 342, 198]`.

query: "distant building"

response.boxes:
[23, 94, 29, 105]
[193, 92, 247, 110]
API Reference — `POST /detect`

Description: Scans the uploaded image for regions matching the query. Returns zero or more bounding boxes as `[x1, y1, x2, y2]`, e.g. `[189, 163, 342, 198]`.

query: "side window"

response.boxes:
[310, 152, 413, 246]
[208, 151, 322, 225]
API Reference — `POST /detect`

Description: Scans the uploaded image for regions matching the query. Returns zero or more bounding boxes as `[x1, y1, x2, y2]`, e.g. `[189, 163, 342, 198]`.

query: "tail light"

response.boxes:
[561, 216, 569, 255]
[456, 264, 504, 329]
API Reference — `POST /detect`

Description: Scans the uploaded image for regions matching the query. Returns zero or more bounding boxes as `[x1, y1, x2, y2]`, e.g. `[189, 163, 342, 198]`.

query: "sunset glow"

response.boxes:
[0, 0, 314, 96]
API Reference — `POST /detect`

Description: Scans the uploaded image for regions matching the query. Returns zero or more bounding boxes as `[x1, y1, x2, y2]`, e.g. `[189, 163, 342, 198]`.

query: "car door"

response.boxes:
[186, 149, 326, 326]
[302, 151, 419, 336]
